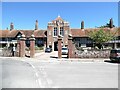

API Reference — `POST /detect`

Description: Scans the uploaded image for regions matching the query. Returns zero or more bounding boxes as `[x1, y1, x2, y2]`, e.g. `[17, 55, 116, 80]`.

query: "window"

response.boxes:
[60, 27, 64, 36]
[54, 27, 57, 36]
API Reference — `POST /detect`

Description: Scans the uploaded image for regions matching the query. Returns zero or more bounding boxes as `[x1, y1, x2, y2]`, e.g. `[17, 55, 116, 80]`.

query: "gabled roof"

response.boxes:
[33, 30, 47, 38]
[71, 29, 86, 37]
[118, 27, 120, 36]
[52, 16, 64, 22]
[0, 30, 10, 38]
[55, 16, 64, 21]
[71, 27, 119, 37]
[19, 30, 34, 38]
[0, 29, 47, 38]
[7, 30, 20, 37]
[0, 27, 119, 38]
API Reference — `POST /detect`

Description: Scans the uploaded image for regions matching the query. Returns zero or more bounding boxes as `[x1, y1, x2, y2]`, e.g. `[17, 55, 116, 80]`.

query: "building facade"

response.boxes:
[47, 16, 70, 51]
[0, 16, 120, 50]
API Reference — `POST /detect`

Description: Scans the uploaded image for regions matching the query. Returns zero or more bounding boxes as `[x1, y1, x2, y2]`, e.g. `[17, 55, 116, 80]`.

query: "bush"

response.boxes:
[35, 46, 44, 50]
[25, 47, 30, 51]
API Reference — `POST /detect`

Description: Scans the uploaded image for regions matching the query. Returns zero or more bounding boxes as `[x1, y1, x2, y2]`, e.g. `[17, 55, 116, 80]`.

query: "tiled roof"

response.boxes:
[117, 27, 120, 36]
[19, 30, 34, 38]
[71, 29, 86, 37]
[7, 30, 20, 37]
[0, 29, 47, 38]
[33, 30, 47, 37]
[0, 30, 10, 38]
[0, 27, 119, 38]
[71, 27, 119, 37]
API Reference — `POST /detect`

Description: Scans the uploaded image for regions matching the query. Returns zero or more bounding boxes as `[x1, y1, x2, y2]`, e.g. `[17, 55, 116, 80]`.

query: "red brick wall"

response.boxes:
[30, 38, 35, 58]
[19, 38, 25, 57]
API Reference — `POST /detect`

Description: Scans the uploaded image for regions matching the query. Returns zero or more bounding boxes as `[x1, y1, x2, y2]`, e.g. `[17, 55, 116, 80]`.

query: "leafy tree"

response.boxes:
[88, 29, 114, 49]
[98, 23, 115, 28]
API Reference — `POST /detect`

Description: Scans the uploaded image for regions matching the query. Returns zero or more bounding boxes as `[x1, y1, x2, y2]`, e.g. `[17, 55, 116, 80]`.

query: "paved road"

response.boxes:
[2, 58, 40, 88]
[35, 51, 67, 59]
[26, 60, 118, 88]
[0, 57, 118, 88]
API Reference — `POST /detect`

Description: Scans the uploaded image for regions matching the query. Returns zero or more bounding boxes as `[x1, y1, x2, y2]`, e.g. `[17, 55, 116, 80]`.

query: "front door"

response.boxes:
[54, 41, 58, 51]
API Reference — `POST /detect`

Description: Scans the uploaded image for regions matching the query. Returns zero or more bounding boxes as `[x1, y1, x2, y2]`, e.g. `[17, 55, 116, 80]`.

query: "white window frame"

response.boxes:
[53, 27, 57, 36]
[60, 27, 64, 36]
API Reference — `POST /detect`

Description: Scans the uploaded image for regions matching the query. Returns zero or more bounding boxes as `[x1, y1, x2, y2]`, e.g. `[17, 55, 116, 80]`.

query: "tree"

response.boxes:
[97, 23, 115, 28]
[88, 29, 114, 49]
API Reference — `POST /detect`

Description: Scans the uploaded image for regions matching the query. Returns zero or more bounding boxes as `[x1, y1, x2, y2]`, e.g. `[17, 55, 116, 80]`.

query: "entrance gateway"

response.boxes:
[54, 41, 58, 51]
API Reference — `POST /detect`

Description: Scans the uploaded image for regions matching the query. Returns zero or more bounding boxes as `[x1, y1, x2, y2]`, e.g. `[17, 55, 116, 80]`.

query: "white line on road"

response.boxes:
[15, 59, 54, 88]
[20, 60, 45, 88]
[35, 73, 39, 77]
[31, 64, 35, 69]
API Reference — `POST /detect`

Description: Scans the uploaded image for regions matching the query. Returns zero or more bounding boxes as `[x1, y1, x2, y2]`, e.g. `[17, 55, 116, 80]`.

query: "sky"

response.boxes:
[1, 2, 118, 30]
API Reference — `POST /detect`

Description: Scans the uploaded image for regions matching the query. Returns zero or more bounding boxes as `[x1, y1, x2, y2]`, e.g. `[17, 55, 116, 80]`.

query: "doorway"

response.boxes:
[54, 41, 58, 51]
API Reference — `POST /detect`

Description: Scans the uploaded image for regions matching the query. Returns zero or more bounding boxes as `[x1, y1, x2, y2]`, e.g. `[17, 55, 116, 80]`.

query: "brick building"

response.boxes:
[47, 15, 70, 51]
[0, 16, 120, 50]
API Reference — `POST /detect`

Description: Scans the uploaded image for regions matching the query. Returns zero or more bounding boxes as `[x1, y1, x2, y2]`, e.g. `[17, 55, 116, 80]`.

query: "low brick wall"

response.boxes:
[74, 50, 110, 58]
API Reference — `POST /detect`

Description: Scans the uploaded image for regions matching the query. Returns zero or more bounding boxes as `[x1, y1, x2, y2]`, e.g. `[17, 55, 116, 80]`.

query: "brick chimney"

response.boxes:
[35, 20, 38, 30]
[10, 22, 14, 30]
[109, 18, 113, 28]
[81, 21, 84, 29]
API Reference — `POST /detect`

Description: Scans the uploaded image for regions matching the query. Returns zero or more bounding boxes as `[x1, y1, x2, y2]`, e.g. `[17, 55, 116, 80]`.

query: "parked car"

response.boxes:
[110, 49, 120, 62]
[62, 47, 68, 55]
[45, 48, 52, 53]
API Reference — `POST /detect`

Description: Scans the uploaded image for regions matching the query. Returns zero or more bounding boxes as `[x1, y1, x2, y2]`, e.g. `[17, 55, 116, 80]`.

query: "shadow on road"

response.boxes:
[25, 54, 30, 58]
[104, 60, 120, 64]
[50, 56, 68, 59]
[50, 56, 58, 58]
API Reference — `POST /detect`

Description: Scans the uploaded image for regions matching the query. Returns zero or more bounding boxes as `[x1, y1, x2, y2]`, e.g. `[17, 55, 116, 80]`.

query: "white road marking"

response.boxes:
[35, 73, 39, 77]
[19, 60, 54, 88]
[31, 64, 35, 69]
[20, 60, 45, 88]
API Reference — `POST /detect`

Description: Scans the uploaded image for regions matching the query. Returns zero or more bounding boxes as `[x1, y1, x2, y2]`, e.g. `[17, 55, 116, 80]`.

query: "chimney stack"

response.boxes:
[10, 22, 14, 30]
[81, 21, 84, 29]
[35, 20, 38, 30]
[109, 18, 113, 28]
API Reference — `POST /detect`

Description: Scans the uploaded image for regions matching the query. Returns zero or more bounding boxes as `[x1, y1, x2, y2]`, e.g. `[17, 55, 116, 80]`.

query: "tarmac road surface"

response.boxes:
[2, 58, 41, 88]
[0, 57, 118, 88]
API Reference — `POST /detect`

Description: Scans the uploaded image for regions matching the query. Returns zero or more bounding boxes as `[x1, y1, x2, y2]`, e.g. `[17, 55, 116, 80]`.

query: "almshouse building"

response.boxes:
[0, 16, 120, 51]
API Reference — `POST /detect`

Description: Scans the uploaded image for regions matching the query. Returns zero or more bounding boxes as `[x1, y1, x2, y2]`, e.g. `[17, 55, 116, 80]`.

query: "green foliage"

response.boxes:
[88, 29, 114, 49]
[98, 23, 115, 28]
[35, 46, 44, 50]
[25, 47, 30, 51]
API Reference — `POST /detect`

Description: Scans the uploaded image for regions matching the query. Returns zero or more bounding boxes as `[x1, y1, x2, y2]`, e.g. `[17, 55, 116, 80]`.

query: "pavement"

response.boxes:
[0, 51, 119, 88]
[2, 59, 40, 88]
[0, 57, 118, 88]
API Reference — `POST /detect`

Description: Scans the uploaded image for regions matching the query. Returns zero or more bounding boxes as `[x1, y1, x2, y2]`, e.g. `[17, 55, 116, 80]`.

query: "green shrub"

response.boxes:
[35, 46, 44, 50]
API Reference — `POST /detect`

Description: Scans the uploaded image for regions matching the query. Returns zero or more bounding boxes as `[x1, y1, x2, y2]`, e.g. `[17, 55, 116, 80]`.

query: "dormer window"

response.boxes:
[54, 27, 57, 36]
